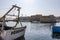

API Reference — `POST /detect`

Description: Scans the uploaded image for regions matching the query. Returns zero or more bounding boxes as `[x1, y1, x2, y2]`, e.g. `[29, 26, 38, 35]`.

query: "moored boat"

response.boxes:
[52, 23, 60, 38]
[0, 5, 26, 40]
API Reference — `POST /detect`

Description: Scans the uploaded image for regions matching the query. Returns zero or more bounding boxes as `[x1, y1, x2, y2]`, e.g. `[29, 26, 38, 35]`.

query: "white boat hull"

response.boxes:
[0, 27, 26, 40]
[12, 29, 25, 40]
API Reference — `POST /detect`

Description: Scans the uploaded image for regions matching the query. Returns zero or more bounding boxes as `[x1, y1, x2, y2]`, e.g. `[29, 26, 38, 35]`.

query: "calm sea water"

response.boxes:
[6, 22, 60, 40]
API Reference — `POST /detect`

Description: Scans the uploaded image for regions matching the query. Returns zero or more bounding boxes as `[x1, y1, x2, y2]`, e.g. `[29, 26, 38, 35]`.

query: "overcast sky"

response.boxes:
[0, 0, 60, 17]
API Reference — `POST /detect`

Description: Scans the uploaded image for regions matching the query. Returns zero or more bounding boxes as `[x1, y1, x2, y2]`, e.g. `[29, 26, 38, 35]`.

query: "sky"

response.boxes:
[0, 0, 60, 17]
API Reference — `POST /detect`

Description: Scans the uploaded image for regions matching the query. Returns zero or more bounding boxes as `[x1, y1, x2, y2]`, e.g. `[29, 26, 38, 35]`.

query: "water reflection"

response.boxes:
[6, 22, 60, 40]
[23, 22, 60, 40]
[0, 36, 4, 40]
[52, 32, 60, 39]
[15, 36, 25, 40]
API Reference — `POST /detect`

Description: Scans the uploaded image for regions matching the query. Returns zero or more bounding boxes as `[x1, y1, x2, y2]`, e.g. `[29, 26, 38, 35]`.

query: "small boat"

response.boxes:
[52, 23, 60, 38]
[0, 5, 26, 40]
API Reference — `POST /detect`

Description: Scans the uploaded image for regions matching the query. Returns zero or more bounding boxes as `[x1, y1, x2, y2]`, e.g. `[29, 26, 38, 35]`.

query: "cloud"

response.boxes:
[23, 0, 35, 4]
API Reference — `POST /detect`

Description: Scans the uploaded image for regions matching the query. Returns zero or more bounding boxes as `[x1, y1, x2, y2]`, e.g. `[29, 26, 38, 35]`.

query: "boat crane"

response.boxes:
[0, 5, 26, 40]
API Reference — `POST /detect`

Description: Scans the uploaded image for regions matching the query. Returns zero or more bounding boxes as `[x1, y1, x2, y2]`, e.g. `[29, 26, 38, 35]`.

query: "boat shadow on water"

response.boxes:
[0, 36, 4, 40]
[14, 35, 25, 40]
[52, 32, 60, 39]
[0, 35, 25, 40]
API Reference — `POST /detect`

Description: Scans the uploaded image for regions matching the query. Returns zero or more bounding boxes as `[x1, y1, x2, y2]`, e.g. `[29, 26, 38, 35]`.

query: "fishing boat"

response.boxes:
[52, 23, 60, 38]
[0, 5, 26, 40]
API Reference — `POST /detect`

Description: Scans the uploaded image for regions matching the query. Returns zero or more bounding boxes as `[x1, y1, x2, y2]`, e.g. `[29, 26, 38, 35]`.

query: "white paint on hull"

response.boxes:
[12, 30, 25, 40]
[0, 29, 26, 40]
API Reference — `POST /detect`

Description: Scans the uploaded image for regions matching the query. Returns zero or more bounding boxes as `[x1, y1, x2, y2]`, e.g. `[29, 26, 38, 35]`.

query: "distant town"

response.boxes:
[19, 14, 60, 23]
[1, 14, 59, 23]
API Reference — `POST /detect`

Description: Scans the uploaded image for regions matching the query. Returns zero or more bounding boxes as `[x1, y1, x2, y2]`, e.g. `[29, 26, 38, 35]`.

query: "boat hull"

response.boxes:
[0, 27, 26, 40]
[52, 26, 60, 38]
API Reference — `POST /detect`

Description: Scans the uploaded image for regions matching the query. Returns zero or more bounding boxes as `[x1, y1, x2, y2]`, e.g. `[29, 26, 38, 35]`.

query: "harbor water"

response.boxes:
[6, 22, 60, 40]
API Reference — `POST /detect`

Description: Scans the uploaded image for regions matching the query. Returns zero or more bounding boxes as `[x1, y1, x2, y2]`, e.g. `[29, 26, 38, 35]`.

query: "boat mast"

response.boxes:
[0, 5, 22, 30]
[13, 6, 22, 27]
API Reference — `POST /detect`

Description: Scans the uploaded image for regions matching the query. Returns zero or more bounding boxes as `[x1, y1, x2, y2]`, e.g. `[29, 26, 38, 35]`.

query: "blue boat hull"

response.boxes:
[52, 26, 60, 38]
[52, 26, 60, 32]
